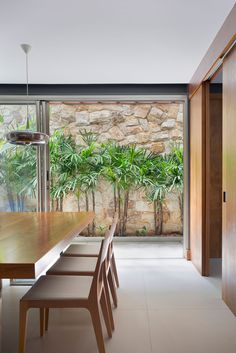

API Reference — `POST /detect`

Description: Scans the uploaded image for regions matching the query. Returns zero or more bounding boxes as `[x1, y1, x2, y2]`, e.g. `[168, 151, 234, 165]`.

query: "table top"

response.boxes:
[0, 212, 94, 279]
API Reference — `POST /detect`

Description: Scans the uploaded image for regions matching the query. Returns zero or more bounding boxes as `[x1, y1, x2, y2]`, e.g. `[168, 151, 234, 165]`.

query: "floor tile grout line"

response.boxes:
[143, 265, 154, 353]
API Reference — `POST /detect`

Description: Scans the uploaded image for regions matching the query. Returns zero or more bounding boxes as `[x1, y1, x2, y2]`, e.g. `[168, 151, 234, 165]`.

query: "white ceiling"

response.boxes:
[0, 0, 235, 84]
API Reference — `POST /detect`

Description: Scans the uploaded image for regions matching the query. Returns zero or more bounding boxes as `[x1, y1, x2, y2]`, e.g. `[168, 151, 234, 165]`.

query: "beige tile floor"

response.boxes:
[2, 243, 236, 353]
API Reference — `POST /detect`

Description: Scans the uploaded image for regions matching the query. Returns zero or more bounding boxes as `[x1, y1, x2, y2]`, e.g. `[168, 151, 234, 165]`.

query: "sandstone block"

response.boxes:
[151, 132, 169, 141]
[139, 118, 149, 131]
[170, 130, 183, 139]
[126, 126, 143, 135]
[166, 104, 179, 118]
[150, 142, 165, 153]
[134, 105, 150, 118]
[150, 106, 164, 117]
[147, 107, 165, 121]
[149, 122, 161, 132]
[126, 116, 139, 126]
[75, 111, 89, 125]
[136, 132, 150, 144]
[109, 126, 124, 141]
[90, 110, 112, 123]
[161, 119, 176, 129]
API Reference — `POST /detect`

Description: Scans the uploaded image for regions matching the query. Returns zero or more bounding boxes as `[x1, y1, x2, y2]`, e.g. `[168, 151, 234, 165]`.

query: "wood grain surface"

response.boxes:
[190, 84, 208, 275]
[207, 92, 222, 259]
[0, 212, 94, 279]
[189, 4, 236, 97]
[222, 46, 236, 315]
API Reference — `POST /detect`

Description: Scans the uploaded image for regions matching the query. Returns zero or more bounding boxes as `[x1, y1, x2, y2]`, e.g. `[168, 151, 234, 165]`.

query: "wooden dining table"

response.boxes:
[0, 211, 95, 353]
[0, 211, 94, 279]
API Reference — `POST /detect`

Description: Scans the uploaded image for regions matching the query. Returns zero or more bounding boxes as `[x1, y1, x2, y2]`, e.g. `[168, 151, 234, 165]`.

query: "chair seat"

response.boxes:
[46, 256, 97, 275]
[63, 243, 101, 257]
[22, 275, 92, 301]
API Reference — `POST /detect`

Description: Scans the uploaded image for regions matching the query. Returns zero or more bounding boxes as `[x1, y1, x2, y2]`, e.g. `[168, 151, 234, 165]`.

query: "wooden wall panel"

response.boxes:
[189, 4, 236, 96]
[208, 93, 222, 258]
[190, 85, 208, 275]
[222, 46, 236, 315]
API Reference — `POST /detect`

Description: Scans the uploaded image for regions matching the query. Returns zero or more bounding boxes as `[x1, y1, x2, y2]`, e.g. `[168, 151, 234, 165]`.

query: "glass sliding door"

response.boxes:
[48, 100, 184, 238]
[0, 104, 37, 211]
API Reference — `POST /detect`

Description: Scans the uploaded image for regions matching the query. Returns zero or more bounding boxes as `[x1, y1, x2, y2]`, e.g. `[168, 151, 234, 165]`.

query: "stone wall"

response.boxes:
[50, 102, 184, 236]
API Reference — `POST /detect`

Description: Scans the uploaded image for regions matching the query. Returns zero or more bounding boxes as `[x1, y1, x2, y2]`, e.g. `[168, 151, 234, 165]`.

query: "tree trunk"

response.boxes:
[156, 201, 163, 235]
[17, 194, 24, 212]
[55, 198, 60, 211]
[122, 190, 129, 236]
[117, 187, 121, 236]
[113, 185, 119, 236]
[113, 185, 117, 212]
[59, 197, 63, 211]
[19, 195, 25, 212]
[16, 194, 20, 212]
[7, 188, 15, 212]
[154, 200, 157, 235]
[51, 176, 54, 211]
[85, 191, 90, 236]
[92, 190, 96, 236]
[178, 192, 183, 224]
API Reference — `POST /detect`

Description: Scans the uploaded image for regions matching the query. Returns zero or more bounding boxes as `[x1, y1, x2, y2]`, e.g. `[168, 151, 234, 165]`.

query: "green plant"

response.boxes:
[136, 225, 148, 236]
[101, 143, 149, 236]
[48, 129, 184, 237]
[167, 143, 184, 222]
[0, 118, 37, 211]
[144, 154, 169, 235]
[75, 130, 103, 235]
[96, 224, 108, 236]
[49, 130, 79, 211]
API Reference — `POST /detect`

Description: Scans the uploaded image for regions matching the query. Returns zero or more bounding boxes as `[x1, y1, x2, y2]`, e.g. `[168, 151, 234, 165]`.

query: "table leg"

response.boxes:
[1, 284, 30, 353]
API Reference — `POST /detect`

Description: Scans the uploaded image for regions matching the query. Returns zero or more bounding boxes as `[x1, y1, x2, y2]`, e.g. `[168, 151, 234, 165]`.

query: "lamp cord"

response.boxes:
[26, 51, 29, 129]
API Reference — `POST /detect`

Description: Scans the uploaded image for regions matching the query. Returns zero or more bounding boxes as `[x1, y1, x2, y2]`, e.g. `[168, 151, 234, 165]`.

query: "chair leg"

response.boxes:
[19, 301, 28, 353]
[45, 308, 49, 331]
[111, 253, 119, 288]
[40, 308, 45, 337]
[89, 304, 106, 353]
[100, 289, 112, 338]
[104, 276, 115, 331]
[108, 268, 118, 308]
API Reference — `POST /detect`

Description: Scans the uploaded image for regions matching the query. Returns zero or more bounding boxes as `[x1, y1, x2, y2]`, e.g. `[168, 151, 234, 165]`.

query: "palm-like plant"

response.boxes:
[50, 130, 80, 211]
[143, 154, 169, 235]
[167, 144, 184, 222]
[101, 143, 149, 236]
[74, 130, 103, 235]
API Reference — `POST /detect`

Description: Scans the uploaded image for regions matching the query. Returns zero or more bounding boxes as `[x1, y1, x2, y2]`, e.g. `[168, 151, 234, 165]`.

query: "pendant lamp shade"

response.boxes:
[6, 130, 49, 146]
[6, 44, 49, 146]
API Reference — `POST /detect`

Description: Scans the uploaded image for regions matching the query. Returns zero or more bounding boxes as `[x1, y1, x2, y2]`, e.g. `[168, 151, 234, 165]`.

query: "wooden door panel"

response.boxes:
[208, 93, 222, 258]
[190, 84, 208, 275]
[222, 46, 236, 315]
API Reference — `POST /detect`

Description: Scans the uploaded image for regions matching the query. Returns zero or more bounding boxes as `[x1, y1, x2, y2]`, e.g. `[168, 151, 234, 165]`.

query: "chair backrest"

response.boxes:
[105, 212, 118, 244]
[90, 213, 118, 298]
[90, 237, 110, 298]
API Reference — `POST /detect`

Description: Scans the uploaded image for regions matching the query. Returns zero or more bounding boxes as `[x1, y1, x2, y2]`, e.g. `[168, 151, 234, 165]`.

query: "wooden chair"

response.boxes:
[47, 214, 119, 309]
[62, 213, 119, 289]
[19, 238, 110, 353]
[45, 215, 118, 332]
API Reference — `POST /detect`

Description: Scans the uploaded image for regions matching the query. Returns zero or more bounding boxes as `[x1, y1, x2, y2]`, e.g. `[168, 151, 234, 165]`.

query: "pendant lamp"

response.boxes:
[6, 44, 49, 146]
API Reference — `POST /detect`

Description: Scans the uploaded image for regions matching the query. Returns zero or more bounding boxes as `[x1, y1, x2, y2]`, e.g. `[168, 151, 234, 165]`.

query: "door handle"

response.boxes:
[223, 191, 227, 203]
